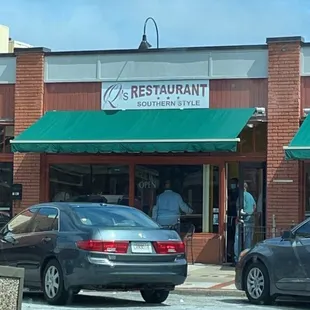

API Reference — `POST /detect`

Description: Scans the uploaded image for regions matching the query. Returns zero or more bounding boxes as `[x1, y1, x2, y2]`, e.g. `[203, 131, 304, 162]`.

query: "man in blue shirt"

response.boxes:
[234, 182, 256, 263]
[152, 180, 193, 229]
[243, 182, 256, 248]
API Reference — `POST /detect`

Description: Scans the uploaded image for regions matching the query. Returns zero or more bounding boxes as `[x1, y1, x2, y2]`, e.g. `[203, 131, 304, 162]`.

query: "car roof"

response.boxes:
[28, 202, 132, 211]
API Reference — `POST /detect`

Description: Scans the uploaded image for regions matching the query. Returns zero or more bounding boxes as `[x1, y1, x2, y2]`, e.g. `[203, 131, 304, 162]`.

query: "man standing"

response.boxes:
[243, 182, 256, 249]
[152, 180, 193, 230]
[234, 182, 256, 263]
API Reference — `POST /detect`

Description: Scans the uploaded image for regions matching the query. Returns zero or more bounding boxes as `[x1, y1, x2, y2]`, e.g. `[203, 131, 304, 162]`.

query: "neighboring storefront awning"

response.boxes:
[284, 115, 310, 160]
[11, 108, 255, 154]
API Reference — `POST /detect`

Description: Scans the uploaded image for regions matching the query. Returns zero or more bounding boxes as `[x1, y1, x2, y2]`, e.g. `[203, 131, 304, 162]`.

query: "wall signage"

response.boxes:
[101, 80, 209, 110]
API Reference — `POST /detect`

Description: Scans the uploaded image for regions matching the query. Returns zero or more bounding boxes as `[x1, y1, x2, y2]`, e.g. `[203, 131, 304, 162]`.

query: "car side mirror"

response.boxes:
[282, 230, 294, 240]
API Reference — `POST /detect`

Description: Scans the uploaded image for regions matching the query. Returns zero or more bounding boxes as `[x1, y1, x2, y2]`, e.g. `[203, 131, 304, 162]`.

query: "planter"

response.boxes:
[0, 266, 24, 310]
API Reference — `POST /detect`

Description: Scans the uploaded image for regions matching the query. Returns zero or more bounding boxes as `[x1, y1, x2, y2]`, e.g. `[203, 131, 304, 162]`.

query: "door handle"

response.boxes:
[42, 237, 51, 243]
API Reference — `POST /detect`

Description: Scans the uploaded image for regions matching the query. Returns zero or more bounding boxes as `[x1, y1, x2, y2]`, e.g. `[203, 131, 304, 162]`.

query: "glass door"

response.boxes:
[239, 162, 266, 246]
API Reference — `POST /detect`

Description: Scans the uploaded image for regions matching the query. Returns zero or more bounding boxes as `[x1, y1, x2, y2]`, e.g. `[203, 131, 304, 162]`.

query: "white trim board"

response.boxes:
[11, 138, 240, 144]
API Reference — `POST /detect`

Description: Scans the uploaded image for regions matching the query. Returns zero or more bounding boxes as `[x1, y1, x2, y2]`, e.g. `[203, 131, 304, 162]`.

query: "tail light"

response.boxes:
[76, 240, 129, 254]
[153, 241, 185, 254]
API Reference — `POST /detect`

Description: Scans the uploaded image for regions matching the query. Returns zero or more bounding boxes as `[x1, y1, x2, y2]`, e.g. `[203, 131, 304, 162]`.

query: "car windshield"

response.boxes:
[72, 205, 160, 229]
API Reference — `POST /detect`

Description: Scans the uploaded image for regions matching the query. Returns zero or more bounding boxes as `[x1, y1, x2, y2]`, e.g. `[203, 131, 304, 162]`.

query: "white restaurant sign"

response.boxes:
[101, 80, 209, 110]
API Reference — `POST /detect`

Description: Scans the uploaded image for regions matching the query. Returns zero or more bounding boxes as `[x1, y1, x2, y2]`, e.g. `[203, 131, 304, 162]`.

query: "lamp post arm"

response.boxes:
[143, 17, 159, 48]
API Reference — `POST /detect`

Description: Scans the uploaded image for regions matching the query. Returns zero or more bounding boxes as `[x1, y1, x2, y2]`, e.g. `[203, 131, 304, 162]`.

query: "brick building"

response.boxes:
[0, 36, 308, 264]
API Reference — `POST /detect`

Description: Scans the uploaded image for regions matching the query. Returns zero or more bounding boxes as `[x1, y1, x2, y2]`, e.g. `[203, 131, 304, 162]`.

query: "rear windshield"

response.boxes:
[72, 205, 160, 229]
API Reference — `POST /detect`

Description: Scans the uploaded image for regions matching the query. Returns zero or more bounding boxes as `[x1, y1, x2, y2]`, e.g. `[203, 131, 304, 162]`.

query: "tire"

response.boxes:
[140, 289, 170, 304]
[244, 261, 274, 305]
[42, 259, 70, 305]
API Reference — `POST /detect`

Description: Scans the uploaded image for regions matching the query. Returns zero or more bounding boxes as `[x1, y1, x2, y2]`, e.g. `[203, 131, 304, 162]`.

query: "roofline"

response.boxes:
[44, 44, 267, 57]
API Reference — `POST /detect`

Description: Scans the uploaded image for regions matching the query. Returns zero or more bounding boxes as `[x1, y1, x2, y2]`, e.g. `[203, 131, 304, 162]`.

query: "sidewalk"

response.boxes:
[174, 264, 245, 297]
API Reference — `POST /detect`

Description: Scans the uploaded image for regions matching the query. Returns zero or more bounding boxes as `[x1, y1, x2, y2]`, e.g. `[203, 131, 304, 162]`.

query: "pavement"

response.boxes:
[22, 291, 310, 309]
[21, 265, 310, 309]
[175, 263, 244, 296]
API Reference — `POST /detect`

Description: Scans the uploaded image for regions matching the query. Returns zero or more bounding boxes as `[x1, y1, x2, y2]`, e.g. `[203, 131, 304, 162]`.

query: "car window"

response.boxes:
[59, 211, 76, 231]
[72, 205, 160, 229]
[295, 221, 310, 238]
[5, 208, 37, 235]
[31, 207, 59, 233]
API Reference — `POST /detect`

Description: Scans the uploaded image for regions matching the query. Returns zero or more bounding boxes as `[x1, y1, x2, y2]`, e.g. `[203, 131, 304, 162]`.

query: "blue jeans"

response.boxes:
[234, 223, 240, 263]
[244, 222, 254, 249]
[234, 221, 254, 262]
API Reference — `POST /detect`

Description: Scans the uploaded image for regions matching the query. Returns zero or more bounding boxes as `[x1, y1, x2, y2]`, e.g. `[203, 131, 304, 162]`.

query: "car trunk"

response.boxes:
[87, 227, 184, 263]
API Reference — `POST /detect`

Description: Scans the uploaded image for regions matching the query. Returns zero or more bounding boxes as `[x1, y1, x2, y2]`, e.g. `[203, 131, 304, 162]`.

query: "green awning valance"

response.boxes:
[284, 115, 310, 160]
[11, 108, 255, 154]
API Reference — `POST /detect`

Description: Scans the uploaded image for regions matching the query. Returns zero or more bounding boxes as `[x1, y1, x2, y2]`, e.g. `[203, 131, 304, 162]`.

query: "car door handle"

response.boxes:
[42, 237, 51, 243]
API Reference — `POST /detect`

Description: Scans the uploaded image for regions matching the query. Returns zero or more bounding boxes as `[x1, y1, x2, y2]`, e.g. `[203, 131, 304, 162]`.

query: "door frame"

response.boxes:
[239, 161, 266, 223]
[238, 162, 266, 251]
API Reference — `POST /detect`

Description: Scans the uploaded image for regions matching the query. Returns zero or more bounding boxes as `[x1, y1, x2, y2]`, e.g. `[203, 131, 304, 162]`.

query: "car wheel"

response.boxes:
[140, 289, 170, 304]
[43, 259, 69, 305]
[245, 261, 273, 305]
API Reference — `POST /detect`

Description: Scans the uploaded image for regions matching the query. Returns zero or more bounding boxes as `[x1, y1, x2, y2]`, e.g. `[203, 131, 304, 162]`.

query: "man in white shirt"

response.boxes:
[152, 180, 193, 229]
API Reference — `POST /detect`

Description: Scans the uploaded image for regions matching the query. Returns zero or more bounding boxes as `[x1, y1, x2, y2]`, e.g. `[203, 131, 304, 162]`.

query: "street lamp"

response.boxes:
[138, 17, 159, 50]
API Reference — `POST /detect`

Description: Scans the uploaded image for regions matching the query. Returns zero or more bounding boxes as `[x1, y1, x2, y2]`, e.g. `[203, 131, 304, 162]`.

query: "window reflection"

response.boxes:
[49, 164, 129, 204]
[135, 165, 204, 232]
[3, 126, 14, 153]
[7, 209, 36, 234]
[239, 126, 253, 153]
[255, 123, 267, 152]
[0, 163, 13, 213]
[238, 123, 267, 153]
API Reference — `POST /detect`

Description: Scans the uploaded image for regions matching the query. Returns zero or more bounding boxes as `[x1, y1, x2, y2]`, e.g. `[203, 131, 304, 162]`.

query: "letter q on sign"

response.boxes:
[103, 84, 123, 109]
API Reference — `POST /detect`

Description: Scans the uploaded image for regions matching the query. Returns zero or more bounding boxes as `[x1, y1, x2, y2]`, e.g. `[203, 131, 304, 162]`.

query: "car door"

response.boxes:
[19, 207, 59, 287]
[292, 220, 310, 291]
[0, 208, 38, 271]
[270, 235, 306, 291]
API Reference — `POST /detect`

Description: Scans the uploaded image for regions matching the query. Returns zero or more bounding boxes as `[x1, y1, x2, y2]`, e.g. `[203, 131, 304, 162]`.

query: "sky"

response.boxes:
[1, 0, 310, 51]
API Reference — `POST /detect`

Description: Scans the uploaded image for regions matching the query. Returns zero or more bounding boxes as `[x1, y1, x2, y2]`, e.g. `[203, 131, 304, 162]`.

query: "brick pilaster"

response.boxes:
[13, 47, 49, 214]
[266, 37, 303, 230]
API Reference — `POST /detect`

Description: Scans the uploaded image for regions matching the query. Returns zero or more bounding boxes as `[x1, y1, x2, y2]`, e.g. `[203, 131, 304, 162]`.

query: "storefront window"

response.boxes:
[254, 123, 267, 153]
[239, 126, 253, 153]
[238, 123, 267, 153]
[135, 164, 218, 233]
[0, 125, 14, 153]
[49, 164, 129, 204]
[0, 163, 13, 213]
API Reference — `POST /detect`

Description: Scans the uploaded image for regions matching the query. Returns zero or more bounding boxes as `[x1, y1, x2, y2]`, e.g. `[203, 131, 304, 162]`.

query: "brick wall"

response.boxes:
[13, 49, 47, 214]
[266, 37, 303, 229]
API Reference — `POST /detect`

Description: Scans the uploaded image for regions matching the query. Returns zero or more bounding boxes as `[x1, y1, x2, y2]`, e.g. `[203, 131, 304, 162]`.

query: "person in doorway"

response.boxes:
[227, 178, 239, 262]
[152, 180, 193, 231]
[234, 182, 256, 264]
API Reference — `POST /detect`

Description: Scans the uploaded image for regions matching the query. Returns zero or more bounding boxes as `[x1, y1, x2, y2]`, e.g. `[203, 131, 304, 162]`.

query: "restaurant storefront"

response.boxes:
[1, 36, 307, 264]
[11, 98, 267, 263]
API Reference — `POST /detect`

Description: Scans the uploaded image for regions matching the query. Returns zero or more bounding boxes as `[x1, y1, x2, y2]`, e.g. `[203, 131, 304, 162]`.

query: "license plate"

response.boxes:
[131, 242, 152, 253]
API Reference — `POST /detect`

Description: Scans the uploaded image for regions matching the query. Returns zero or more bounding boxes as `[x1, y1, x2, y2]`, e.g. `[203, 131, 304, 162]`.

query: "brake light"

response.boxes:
[153, 241, 185, 254]
[76, 240, 129, 253]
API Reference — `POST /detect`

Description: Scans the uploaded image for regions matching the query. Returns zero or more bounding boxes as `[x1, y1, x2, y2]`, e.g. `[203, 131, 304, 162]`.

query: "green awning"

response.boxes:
[11, 108, 255, 154]
[284, 115, 310, 160]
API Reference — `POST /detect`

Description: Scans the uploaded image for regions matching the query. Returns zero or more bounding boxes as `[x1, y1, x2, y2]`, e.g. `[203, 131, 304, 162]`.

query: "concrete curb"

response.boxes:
[173, 288, 246, 297]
